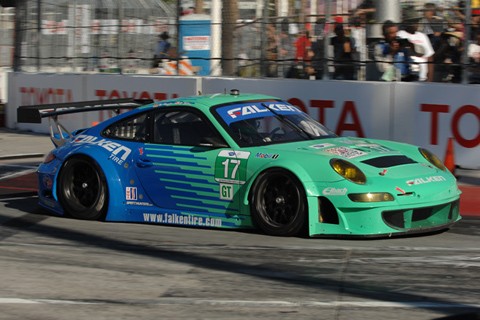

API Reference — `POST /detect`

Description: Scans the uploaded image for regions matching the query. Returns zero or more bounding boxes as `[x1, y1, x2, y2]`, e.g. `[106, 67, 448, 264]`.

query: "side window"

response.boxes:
[153, 110, 223, 146]
[103, 113, 148, 142]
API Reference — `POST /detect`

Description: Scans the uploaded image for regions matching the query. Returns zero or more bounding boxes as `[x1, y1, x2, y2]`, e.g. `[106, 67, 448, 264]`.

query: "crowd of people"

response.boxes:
[238, 1, 480, 84]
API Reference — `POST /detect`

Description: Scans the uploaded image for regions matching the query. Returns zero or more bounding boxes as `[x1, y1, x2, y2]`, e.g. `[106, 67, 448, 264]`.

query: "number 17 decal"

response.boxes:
[222, 159, 241, 179]
[215, 150, 250, 184]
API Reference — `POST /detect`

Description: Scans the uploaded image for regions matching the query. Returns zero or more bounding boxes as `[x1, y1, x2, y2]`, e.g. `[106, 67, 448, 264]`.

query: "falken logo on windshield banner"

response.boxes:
[218, 102, 302, 124]
[74, 135, 132, 165]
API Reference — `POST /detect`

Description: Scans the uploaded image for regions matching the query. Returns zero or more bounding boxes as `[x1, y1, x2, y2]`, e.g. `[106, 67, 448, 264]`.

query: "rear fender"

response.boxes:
[58, 145, 128, 221]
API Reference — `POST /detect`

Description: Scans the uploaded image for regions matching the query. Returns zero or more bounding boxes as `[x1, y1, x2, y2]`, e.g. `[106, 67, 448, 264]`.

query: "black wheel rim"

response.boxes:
[257, 173, 301, 228]
[66, 160, 101, 211]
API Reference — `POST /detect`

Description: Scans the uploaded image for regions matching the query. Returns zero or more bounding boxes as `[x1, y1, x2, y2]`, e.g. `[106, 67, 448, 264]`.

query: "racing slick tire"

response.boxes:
[250, 168, 307, 236]
[57, 155, 109, 220]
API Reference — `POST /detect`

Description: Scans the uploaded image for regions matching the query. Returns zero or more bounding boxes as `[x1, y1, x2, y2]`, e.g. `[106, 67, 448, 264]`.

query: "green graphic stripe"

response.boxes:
[177, 203, 238, 214]
[152, 162, 212, 175]
[155, 170, 214, 180]
[159, 178, 215, 189]
[172, 195, 230, 207]
[166, 186, 217, 197]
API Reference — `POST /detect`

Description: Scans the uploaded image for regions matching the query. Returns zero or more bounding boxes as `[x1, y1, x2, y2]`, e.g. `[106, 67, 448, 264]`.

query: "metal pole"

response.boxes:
[210, 0, 222, 75]
[322, 0, 331, 80]
[260, 0, 268, 77]
[177, 0, 181, 75]
[13, 0, 25, 72]
[462, 0, 472, 84]
[37, 0, 40, 72]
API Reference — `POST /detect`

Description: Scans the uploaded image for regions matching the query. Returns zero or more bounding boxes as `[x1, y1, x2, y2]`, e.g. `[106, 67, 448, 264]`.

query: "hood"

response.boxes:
[259, 137, 450, 183]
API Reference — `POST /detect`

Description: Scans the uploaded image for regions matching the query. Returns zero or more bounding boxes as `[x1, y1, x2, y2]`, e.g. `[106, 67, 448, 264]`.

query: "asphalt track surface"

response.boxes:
[1, 130, 480, 320]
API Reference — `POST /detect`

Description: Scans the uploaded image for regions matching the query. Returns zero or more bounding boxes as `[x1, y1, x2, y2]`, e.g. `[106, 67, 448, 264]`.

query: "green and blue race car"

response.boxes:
[18, 90, 461, 237]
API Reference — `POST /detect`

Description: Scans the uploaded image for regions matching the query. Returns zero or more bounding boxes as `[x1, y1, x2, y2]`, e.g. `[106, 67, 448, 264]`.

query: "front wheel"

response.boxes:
[250, 169, 307, 236]
[57, 155, 109, 220]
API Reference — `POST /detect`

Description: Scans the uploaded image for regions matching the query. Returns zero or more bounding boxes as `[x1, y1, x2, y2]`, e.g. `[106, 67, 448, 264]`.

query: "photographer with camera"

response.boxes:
[374, 20, 417, 81]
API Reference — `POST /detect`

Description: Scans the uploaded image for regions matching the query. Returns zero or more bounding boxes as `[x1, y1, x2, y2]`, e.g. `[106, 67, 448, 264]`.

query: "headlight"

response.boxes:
[348, 192, 394, 202]
[419, 148, 446, 171]
[330, 158, 367, 184]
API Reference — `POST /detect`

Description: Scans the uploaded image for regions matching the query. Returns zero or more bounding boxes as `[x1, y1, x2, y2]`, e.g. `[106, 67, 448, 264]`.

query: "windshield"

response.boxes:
[214, 100, 337, 147]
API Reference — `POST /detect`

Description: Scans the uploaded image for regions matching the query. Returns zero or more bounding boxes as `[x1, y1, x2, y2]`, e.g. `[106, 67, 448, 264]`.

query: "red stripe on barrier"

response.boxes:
[0, 172, 38, 194]
[458, 185, 480, 217]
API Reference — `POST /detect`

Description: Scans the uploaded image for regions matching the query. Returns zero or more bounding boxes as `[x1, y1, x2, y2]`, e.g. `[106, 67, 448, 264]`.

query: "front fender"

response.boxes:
[242, 158, 332, 208]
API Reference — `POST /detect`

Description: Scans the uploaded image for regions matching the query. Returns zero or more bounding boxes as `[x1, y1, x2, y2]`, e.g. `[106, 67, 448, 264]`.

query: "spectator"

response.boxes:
[397, 9, 435, 81]
[310, 18, 327, 79]
[330, 23, 358, 80]
[470, 11, 480, 40]
[353, 0, 376, 24]
[286, 30, 312, 79]
[278, 19, 295, 77]
[419, 3, 447, 50]
[266, 23, 279, 77]
[350, 16, 367, 80]
[468, 33, 480, 83]
[432, 17, 464, 82]
[294, 30, 312, 62]
[374, 20, 416, 81]
[153, 32, 172, 68]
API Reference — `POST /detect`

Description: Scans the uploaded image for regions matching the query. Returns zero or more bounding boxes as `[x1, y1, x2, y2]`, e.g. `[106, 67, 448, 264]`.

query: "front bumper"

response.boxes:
[307, 177, 462, 237]
[309, 198, 460, 238]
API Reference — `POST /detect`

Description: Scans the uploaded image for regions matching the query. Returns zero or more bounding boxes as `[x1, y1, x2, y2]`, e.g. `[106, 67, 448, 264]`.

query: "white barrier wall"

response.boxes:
[7, 73, 201, 132]
[0, 70, 6, 103]
[396, 82, 480, 168]
[4, 72, 480, 168]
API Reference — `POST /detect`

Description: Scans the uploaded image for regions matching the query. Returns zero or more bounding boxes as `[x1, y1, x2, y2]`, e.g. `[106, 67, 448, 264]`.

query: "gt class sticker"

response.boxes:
[323, 147, 368, 159]
[220, 184, 234, 200]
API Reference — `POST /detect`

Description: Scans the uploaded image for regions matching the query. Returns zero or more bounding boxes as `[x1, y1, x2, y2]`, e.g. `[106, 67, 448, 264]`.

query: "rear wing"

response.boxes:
[17, 98, 153, 147]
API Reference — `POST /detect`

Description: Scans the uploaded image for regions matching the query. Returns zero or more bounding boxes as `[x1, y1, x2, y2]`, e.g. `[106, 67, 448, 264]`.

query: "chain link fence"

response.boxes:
[1, 0, 480, 83]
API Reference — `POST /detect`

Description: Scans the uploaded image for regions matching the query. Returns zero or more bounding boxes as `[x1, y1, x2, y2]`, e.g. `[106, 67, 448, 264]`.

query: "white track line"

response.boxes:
[0, 298, 478, 308]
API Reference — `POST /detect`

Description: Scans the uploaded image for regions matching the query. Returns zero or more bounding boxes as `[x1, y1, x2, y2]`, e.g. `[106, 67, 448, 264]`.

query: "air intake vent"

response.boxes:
[362, 155, 417, 168]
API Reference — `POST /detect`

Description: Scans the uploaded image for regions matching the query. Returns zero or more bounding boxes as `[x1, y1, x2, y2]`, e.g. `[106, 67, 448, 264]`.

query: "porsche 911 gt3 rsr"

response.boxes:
[17, 90, 461, 237]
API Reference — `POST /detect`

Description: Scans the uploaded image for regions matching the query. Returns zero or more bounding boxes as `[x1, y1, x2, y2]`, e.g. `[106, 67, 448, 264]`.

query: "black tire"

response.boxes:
[57, 155, 109, 220]
[250, 169, 307, 236]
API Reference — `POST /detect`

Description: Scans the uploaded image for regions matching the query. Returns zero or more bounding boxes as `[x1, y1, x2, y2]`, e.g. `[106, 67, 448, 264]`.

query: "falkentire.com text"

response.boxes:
[143, 213, 222, 227]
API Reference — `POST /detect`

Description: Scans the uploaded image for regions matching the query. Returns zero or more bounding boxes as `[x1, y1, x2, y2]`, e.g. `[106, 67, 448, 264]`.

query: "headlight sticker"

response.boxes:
[322, 187, 348, 196]
[323, 147, 368, 159]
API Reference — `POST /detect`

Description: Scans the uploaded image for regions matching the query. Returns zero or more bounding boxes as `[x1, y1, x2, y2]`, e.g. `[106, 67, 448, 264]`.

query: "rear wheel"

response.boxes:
[57, 155, 108, 220]
[250, 169, 307, 236]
